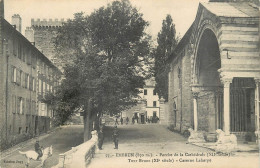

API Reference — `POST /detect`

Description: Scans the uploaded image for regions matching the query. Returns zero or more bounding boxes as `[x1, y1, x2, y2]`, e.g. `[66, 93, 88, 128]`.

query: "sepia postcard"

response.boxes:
[0, 0, 259, 168]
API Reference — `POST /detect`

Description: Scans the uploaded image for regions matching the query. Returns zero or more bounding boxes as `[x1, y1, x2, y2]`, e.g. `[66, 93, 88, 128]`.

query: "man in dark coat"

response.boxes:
[126, 117, 129, 125]
[35, 140, 43, 160]
[112, 126, 119, 149]
[98, 129, 104, 150]
[120, 118, 123, 125]
[115, 118, 119, 125]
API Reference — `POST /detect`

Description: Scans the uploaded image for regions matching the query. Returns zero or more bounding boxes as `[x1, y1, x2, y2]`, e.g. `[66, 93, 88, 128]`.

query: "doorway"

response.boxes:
[141, 114, 145, 124]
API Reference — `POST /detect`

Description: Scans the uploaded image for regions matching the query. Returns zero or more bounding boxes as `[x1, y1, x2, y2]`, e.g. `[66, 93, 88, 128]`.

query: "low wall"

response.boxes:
[52, 130, 98, 168]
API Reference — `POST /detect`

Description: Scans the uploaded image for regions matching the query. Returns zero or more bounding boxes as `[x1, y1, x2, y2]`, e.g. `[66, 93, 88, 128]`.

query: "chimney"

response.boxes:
[0, 0, 4, 18]
[12, 14, 22, 32]
[25, 27, 34, 43]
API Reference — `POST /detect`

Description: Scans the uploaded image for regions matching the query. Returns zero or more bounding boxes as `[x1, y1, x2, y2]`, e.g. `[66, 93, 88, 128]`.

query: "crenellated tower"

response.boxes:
[30, 18, 66, 65]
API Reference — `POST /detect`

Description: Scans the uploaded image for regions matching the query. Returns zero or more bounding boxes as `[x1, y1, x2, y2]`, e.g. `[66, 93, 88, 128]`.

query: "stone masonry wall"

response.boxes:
[197, 91, 216, 133]
[168, 47, 193, 133]
[31, 19, 65, 64]
[180, 49, 193, 132]
[0, 17, 7, 149]
[33, 27, 58, 63]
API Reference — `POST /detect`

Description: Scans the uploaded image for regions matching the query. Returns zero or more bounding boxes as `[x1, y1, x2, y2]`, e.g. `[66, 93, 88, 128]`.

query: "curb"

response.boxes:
[187, 142, 216, 152]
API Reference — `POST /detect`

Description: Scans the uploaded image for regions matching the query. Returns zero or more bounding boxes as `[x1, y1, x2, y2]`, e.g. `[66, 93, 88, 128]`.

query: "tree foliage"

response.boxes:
[154, 14, 178, 101]
[49, 0, 152, 124]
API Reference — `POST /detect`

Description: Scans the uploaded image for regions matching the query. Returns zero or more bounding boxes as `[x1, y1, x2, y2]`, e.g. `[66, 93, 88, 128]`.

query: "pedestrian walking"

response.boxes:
[120, 117, 123, 125]
[112, 126, 119, 149]
[115, 118, 119, 125]
[126, 117, 129, 125]
[98, 128, 104, 150]
[132, 117, 135, 124]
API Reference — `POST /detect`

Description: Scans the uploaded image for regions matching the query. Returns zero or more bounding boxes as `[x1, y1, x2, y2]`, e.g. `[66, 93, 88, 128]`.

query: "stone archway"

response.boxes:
[195, 28, 221, 86]
[191, 28, 222, 135]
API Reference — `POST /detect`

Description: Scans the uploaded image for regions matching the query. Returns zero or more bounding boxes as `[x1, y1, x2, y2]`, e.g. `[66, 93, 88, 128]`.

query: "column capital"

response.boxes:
[221, 78, 233, 88]
[192, 92, 199, 99]
[254, 78, 260, 84]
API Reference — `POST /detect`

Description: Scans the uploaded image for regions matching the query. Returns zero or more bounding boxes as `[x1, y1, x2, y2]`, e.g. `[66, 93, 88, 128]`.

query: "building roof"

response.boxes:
[144, 78, 156, 87]
[201, 2, 259, 18]
[168, 1, 259, 63]
[2, 18, 61, 74]
[168, 23, 193, 62]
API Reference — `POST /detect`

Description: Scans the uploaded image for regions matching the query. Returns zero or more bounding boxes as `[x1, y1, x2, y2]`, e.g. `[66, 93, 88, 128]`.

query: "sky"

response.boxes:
[4, 0, 208, 41]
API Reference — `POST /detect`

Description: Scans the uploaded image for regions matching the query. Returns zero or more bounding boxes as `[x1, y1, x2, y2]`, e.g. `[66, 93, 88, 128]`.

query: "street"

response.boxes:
[89, 124, 259, 168]
[1, 124, 258, 168]
[0, 125, 84, 168]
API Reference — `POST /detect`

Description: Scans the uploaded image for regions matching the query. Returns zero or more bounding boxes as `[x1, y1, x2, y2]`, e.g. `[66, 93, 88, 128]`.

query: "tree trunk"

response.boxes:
[84, 98, 92, 142]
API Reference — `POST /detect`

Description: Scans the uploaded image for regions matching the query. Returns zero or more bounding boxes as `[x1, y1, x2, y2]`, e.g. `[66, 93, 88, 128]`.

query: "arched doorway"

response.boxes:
[194, 28, 256, 139]
[194, 28, 222, 132]
[195, 29, 221, 86]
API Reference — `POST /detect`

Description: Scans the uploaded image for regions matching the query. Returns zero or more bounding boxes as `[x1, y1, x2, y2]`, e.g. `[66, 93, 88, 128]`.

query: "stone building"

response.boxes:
[122, 78, 162, 124]
[30, 18, 65, 66]
[0, 10, 61, 149]
[167, 1, 259, 142]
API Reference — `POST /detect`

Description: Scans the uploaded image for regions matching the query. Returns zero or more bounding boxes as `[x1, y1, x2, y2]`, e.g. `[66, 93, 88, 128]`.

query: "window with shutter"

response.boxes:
[11, 66, 17, 83]
[18, 42, 22, 59]
[13, 37, 16, 56]
[25, 74, 29, 89]
[21, 98, 24, 114]
[12, 95, 16, 113]
[17, 97, 20, 114]
[32, 77, 35, 91]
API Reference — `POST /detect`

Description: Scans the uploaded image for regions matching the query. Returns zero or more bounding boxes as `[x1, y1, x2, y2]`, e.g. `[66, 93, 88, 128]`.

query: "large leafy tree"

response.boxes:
[154, 15, 178, 101]
[50, 0, 152, 128]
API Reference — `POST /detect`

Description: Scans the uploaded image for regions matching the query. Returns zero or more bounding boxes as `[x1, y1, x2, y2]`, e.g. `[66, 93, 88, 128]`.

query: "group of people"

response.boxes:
[98, 125, 119, 150]
[147, 116, 160, 123]
[115, 117, 129, 125]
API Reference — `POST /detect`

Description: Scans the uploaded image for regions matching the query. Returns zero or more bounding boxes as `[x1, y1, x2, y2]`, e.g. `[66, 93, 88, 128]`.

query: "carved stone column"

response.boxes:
[188, 91, 205, 143]
[222, 78, 232, 135]
[192, 92, 199, 131]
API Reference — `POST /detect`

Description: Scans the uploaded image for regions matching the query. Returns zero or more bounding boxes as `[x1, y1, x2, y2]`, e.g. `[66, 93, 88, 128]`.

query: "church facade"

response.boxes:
[167, 1, 259, 142]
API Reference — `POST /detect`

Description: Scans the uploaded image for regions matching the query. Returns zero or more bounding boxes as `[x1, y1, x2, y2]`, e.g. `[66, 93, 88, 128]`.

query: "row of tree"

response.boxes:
[45, 0, 178, 140]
